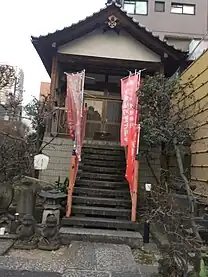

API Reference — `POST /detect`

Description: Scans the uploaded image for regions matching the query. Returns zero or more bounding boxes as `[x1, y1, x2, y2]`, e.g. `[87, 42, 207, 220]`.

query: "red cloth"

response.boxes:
[66, 73, 84, 160]
[120, 75, 138, 147]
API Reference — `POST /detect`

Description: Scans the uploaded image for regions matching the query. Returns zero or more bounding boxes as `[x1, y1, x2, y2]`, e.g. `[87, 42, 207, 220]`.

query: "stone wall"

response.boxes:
[39, 137, 73, 184]
[138, 146, 161, 189]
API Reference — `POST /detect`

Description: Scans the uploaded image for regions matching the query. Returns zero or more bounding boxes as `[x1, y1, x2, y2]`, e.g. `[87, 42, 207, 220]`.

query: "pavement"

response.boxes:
[0, 242, 158, 277]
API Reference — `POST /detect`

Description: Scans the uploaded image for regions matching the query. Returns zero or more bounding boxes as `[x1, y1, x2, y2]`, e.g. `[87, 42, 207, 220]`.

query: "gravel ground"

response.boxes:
[132, 243, 161, 266]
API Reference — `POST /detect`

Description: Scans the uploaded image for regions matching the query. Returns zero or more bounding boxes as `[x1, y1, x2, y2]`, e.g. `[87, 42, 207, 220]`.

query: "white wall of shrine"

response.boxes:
[58, 29, 161, 63]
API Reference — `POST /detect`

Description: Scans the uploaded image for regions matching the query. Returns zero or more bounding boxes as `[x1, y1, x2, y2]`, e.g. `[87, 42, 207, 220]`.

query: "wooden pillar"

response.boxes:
[49, 56, 58, 135]
[50, 56, 58, 101]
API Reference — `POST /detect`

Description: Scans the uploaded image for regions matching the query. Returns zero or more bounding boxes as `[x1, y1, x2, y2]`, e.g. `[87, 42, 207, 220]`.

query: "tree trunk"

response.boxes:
[173, 137, 201, 275]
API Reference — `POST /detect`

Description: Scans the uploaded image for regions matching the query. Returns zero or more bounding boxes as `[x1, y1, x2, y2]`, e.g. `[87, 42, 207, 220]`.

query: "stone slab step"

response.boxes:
[60, 227, 142, 248]
[83, 143, 123, 150]
[72, 196, 131, 208]
[82, 158, 126, 168]
[82, 153, 125, 162]
[72, 205, 131, 219]
[0, 238, 15, 255]
[62, 216, 141, 231]
[80, 165, 125, 174]
[83, 147, 125, 156]
[73, 187, 130, 198]
[75, 179, 128, 190]
[80, 172, 125, 181]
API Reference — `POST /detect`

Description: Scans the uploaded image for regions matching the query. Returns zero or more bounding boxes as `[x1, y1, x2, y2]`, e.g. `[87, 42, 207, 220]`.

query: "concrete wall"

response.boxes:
[179, 50, 208, 190]
[39, 137, 73, 184]
[58, 29, 161, 62]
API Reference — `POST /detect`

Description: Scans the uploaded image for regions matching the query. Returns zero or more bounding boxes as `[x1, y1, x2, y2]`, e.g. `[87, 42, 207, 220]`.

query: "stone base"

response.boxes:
[38, 242, 60, 251]
[13, 241, 37, 250]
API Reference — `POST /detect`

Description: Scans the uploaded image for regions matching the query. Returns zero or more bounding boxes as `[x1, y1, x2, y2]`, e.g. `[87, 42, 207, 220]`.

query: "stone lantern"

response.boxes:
[38, 189, 67, 225]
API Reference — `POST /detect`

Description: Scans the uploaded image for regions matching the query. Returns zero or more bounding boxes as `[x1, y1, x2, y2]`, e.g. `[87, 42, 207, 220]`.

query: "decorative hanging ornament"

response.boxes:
[108, 15, 118, 29]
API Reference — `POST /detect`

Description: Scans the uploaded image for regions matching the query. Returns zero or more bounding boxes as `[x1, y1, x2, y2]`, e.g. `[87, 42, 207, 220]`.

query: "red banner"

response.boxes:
[66, 72, 85, 160]
[120, 75, 138, 147]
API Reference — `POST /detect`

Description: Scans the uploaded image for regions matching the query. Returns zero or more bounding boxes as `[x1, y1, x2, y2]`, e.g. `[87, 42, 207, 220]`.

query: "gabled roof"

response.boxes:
[31, 3, 187, 76]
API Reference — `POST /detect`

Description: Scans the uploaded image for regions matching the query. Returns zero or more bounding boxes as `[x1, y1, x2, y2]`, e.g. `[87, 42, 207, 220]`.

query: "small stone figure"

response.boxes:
[14, 214, 38, 250]
[0, 213, 13, 234]
[38, 214, 60, 251]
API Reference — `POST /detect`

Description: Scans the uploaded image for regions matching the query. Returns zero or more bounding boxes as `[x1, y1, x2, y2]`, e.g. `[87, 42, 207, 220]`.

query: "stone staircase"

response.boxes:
[60, 142, 142, 248]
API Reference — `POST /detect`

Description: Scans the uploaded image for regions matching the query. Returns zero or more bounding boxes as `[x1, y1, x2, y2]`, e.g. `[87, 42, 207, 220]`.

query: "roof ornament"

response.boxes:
[106, 0, 122, 7]
[108, 15, 118, 29]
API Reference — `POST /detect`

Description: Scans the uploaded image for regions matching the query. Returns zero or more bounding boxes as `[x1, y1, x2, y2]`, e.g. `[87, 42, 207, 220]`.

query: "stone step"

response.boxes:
[83, 143, 123, 150]
[75, 179, 128, 190]
[62, 216, 141, 231]
[60, 227, 142, 248]
[82, 147, 125, 156]
[80, 165, 125, 174]
[82, 158, 126, 168]
[80, 172, 125, 181]
[72, 196, 131, 208]
[73, 187, 130, 198]
[82, 153, 125, 162]
[71, 205, 131, 219]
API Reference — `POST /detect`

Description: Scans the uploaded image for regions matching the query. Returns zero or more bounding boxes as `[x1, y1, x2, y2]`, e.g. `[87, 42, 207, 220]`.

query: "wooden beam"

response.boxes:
[57, 53, 161, 71]
[50, 56, 58, 100]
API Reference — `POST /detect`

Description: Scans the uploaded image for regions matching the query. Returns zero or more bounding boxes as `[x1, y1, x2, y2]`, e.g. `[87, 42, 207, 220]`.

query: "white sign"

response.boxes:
[145, 183, 152, 192]
[34, 154, 49, 170]
[0, 227, 5, 235]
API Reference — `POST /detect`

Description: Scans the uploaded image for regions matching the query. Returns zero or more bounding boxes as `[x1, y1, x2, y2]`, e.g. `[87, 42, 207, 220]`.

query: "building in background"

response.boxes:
[121, 0, 208, 52]
[40, 81, 50, 100]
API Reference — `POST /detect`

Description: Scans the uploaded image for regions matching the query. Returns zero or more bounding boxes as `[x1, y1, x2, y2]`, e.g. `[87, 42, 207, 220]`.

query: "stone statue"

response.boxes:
[0, 182, 14, 233]
[38, 214, 60, 251]
[14, 214, 38, 249]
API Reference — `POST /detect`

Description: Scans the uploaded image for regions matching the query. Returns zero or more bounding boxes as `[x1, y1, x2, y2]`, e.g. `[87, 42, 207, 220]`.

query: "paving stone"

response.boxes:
[95, 244, 138, 272]
[17, 259, 65, 273]
[65, 241, 96, 270]
[63, 270, 109, 277]
[0, 239, 14, 255]
[0, 269, 61, 277]
[111, 273, 140, 277]
[139, 265, 158, 275]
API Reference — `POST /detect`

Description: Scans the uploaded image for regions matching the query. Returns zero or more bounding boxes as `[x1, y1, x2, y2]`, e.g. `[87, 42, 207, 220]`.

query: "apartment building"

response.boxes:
[121, 0, 208, 51]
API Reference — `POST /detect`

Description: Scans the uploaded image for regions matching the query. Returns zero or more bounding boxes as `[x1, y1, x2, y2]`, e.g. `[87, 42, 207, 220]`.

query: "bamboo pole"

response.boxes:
[66, 150, 77, 217]
[131, 158, 139, 222]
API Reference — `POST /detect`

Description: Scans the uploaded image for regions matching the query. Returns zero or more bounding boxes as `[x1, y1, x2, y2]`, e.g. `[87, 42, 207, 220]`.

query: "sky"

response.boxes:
[0, 0, 106, 105]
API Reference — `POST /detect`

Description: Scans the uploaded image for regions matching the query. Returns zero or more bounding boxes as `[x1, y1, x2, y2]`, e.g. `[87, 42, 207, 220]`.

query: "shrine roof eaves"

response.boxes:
[31, 3, 187, 76]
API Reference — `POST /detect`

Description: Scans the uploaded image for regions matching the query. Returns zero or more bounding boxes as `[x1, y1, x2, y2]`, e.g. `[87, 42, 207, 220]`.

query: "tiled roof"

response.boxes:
[31, 3, 185, 56]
